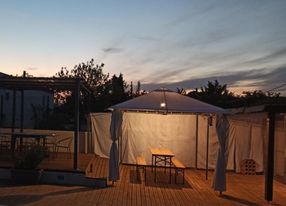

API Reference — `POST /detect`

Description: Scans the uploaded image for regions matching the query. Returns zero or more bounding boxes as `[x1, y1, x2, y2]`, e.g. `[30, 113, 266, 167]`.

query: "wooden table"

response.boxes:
[150, 148, 175, 183]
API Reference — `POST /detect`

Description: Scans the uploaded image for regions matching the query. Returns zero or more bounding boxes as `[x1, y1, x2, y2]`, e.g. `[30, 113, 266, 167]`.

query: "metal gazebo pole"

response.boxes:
[205, 115, 210, 180]
[73, 79, 80, 170]
[195, 114, 199, 169]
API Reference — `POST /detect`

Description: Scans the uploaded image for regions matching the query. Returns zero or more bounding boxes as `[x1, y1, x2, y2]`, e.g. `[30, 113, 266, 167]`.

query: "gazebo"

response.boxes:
[106, 88, 229, 192]
[101, 89, 285, 201]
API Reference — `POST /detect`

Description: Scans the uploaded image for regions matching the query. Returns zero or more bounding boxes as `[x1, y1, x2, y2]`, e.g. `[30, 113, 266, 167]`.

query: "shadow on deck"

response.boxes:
[0, 152, 109, 187]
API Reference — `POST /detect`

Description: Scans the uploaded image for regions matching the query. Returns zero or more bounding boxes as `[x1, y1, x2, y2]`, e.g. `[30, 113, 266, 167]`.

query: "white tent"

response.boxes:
[91, 99, 286, 201]
[92, 112, 221, 167]
[94, 88, 229, 191]
[91, 112, 273, 173]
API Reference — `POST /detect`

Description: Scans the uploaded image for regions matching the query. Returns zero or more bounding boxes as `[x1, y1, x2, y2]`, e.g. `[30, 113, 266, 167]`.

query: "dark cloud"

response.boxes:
[141, 66, 286, 93]
[242, 47, 286, 65]
[102, 47, 123, 53]
[141, 46, 286, 87]
[256, 67, 286, 90]
[142, 66, 192, 83]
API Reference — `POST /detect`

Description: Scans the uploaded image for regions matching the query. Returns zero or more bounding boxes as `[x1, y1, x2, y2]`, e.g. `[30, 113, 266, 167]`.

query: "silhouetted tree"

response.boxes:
[235, 90, 285, 107]
[188, 80, 237, 108]
[48, 59, 130, 130]
[205, 80, 227, 95]
[110, 74, 128, 104]
[176, 88, 187, 95]
[130, 81, 134, 97]
[136, 81, 141, 96]
[187, 80, 286, 108]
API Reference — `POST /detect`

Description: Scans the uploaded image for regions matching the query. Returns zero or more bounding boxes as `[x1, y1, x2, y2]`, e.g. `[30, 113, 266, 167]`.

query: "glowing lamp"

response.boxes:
[160, 102, 166, 108]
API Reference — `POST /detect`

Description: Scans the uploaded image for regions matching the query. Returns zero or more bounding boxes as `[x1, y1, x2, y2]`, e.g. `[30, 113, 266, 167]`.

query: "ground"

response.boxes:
[0, 165, 286, 206]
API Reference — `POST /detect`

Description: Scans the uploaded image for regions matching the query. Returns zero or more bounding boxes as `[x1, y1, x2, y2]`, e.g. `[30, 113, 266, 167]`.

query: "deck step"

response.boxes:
[85, 155, 108, 180]
[41, 170, 107, 188]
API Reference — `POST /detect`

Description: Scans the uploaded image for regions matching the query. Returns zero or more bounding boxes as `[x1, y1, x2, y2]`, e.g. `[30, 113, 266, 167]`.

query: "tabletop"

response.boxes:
[150, 148, 175, 156]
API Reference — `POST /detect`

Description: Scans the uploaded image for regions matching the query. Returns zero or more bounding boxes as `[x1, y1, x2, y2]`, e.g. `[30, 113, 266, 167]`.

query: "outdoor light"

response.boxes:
[160, 102, 166, 108]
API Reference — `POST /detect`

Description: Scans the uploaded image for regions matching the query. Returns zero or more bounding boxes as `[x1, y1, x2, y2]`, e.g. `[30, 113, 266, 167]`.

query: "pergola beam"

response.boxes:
[74, 79, 80, 170]
[265, 112, 275, 202]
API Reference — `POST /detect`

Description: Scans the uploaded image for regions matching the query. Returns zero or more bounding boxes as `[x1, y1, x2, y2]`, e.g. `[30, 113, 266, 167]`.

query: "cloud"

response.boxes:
[142, 66, 193, 83]
[141, 66, 286, 94]
[140, 46, 286, 87]
[166, 3, 217, 27]
[242, 47, 286, 66]
[102, 47, 123, 53]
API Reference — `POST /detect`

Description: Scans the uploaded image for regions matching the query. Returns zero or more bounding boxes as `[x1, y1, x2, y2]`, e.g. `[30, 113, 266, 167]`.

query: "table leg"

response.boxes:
[164, 156, 167, 173]
[169, 157, 172, 183]
[154, 156, 157, 182]
[151, 155, 154, 173]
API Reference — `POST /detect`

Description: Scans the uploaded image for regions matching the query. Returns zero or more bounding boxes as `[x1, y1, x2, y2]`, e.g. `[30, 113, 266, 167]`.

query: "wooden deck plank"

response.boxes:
[1, 163, 286, 206]
[0, 152, 108, 181]
[113, 165, 125, 205]
[117, 165, 127, 205]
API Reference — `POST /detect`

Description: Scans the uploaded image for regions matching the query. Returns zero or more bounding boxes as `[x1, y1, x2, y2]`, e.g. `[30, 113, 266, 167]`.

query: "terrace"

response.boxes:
[1, 165, 286, 206]
[1, 76, 286, 205]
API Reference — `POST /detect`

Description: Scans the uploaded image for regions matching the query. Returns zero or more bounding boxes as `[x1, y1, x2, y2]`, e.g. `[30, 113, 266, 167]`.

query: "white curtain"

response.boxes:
[197, 115, 219, 169]
[90, 113, 112, 158]
[109, 110, 122, 181]
[121, 112, 197, 166]
[212, 114, 230, 192]
[228, 113, 267, 172]
[91, 112, 220, 168]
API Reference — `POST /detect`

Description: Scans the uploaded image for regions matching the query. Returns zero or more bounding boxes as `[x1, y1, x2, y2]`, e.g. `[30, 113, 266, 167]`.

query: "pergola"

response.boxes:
[0, 75, 91, 170]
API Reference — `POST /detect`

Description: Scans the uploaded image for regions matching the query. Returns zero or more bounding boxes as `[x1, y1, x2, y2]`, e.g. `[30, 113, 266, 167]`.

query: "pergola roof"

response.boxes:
[0, 76, 89, 91]
[0, 75, 88, 170]
[228, 104, 286, 114]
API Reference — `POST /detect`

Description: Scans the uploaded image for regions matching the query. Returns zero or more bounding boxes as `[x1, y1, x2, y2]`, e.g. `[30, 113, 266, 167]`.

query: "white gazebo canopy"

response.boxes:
[110, 88, 226, 114]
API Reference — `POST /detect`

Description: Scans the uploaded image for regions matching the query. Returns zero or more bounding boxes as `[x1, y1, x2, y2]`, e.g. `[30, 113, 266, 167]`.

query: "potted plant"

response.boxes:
[11, 144, 49, 185]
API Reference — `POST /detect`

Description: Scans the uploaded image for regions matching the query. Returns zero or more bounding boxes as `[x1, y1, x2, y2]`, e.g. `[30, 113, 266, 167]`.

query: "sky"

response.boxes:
[0, 0, 286, 95]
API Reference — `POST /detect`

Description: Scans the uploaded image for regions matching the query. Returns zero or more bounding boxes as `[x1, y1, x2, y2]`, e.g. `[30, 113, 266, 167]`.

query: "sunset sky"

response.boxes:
[0, 0, 286, 94]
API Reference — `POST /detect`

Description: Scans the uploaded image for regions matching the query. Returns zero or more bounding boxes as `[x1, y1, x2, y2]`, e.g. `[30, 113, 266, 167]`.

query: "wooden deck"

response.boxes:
[112, 165, 286, 206]
[0, 165, 286, 205]
[39, 152, 94, 172]
[0, 152, 109, 179]
[85, 155, 109, 179]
